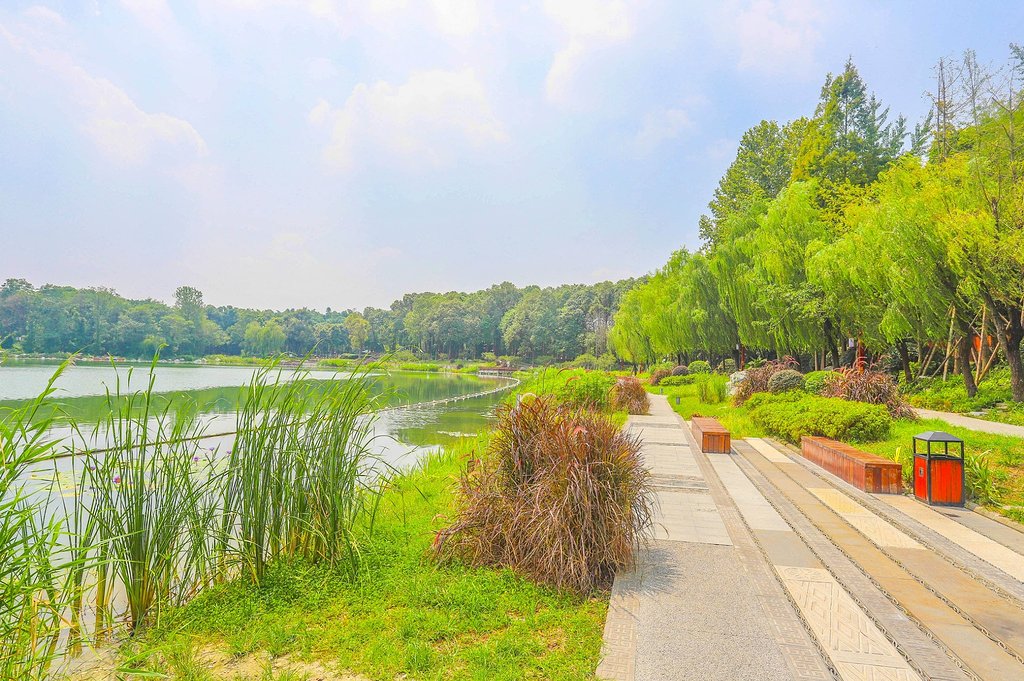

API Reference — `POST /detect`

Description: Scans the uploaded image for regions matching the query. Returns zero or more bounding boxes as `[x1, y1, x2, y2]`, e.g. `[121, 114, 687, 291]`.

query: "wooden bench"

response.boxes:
[800, 436, 903, 494]
[691, 417, 731, 453]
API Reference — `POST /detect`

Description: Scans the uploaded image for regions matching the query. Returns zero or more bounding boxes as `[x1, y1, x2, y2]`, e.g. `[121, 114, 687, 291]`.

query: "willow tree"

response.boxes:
[711, 181, 842, 361]
[608, 287, 656, 368]
[809, 157, 962, 382]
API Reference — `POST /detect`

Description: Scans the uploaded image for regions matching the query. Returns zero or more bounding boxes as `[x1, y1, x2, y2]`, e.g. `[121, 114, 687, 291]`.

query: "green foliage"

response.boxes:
[687, 360, 711, 374]
[553, 371, 616, 411]
[804, 370, 840, 395]
[767, 369, 806, 393]
[435, 399, 654, 594]
[964, 450, 1000, 505]
[718, 358, 737, 374]
[747, 391, 892, 443]
[696, 373, 728, 404]
[657, 375, 696, 387]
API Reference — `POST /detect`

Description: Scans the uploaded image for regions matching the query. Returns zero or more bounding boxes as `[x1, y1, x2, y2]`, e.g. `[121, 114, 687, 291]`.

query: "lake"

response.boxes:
[0, 361, 515, 491]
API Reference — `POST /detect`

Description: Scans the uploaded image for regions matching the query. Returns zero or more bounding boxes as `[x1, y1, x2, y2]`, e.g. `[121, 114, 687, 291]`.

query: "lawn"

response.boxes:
[101, 449, 607, 681]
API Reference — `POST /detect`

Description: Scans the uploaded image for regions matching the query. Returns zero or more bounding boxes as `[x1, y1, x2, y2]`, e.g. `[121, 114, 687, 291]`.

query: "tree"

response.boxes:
[344, 312, 372, 353]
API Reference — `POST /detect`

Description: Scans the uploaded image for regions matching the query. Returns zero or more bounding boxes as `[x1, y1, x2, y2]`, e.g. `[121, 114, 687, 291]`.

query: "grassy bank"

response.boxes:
[656, 382, 1024, 522]
[97, 447, 607, 681]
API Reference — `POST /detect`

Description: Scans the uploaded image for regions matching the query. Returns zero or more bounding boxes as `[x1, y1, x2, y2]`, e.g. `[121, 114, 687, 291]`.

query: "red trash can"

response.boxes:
[912, 431, 965, 507]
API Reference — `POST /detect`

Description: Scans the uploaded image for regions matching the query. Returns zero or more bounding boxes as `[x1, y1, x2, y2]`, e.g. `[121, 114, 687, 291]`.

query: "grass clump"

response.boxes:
[435, 397, 654, 594]
[747, 391, 892, 444]
[611, 377, 650, 414]
[733, 357, 799, 404]
[696, 373, 728, 404]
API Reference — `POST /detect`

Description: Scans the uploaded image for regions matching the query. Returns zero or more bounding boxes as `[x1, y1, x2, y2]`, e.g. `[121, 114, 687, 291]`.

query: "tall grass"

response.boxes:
[0, 361, 86, 680]
[0, 354, 389, 669]
[83, 360, 224, 632]
[223, 361, 385, 585]
[696, 373, 728, 404]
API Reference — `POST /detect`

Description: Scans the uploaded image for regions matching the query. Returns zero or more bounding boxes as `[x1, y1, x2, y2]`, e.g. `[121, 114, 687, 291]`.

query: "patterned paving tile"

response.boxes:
[778, 566, 921, 680]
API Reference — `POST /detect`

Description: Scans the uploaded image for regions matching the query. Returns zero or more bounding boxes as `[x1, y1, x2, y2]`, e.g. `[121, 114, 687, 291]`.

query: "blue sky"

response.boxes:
[1, 1, 1022, 310]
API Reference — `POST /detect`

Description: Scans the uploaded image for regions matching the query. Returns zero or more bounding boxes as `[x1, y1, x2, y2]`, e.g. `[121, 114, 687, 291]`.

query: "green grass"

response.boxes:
[653, 382, 1024, 516]
[655, 383, 763, 438]
[114, 451, 607, 680]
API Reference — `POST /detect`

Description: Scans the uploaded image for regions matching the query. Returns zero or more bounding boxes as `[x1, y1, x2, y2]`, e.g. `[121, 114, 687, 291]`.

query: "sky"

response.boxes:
[1, 1, 1022, 311]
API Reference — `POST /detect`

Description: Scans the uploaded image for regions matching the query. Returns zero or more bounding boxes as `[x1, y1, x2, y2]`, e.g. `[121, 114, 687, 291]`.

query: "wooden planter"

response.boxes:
[800, 436, 903, 494]
[691, 417, 730, 453]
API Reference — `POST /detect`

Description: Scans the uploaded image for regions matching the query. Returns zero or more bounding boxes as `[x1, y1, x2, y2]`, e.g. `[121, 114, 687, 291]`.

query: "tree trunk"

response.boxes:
[896, 339, 913, 385]
[957, 334, 978, 397]
[980, 293, 1024, 402]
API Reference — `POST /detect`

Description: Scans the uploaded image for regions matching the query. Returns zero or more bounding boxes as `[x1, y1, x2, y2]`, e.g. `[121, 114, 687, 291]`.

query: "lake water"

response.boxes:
[1, 362, 515, 490]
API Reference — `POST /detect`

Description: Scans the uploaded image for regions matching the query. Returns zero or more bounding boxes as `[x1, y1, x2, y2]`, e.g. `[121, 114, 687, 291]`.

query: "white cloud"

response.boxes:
[543, 0, 635, 106]
[22, 5, 68, 29]
[1, 17, 207, 165]
[634, 107, 693, 152]
[430, 0, 479, 36]
[728, 0, 826, 74]
[310, 69, 507, 172]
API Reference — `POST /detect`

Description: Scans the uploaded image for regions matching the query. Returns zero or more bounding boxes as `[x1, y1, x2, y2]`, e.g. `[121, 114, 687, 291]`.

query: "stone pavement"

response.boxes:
[598, 395, 1024, 680]
[915, 408, 1024, 438]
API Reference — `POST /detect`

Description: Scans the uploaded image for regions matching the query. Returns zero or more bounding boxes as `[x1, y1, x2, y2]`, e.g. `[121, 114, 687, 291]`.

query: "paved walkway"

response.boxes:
[915, 408, 1024, 438]
[597, 395, 1024, 681]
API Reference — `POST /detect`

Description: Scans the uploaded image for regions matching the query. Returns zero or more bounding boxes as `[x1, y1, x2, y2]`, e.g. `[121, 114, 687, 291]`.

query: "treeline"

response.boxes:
[0, 277, 636, 362]
[611, 50, 1024, 402]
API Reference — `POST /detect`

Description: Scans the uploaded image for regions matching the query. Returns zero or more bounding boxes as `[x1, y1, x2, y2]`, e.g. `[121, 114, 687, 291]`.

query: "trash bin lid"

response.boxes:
[913, 430, 964, 443]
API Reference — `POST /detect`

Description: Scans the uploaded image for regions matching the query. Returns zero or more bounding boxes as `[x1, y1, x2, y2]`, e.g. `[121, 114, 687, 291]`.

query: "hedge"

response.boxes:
[747, 391, 891, 444]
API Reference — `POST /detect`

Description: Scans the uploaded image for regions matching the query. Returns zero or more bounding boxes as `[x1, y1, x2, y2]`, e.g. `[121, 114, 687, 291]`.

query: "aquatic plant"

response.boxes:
[222, 361, 384, 584]
[83, 360, 224, 632]
[0, 361, 87, 679]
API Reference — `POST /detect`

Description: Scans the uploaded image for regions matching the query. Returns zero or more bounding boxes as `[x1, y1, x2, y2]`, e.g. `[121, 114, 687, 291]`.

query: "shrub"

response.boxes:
[696, 374, 728, 404]
[688, 360, 711, 374]
[671, 365, 689, 376]
[553, 371, 616, 411]
[658, 375, 695, 387]
[718, 358, 737, 374]
[611, 377, 650, 414]
[571, 353, 599, 369]
[747, 392, 892, 443]
[821, 368, 916, 418]
[434, 397, 654, 593]
[768, 369, 805, 393]
[804, 370, 840, 395]
[965, 450, 1000, 505]
[733, 357, 799, 404]
[649, 369, 672, 386]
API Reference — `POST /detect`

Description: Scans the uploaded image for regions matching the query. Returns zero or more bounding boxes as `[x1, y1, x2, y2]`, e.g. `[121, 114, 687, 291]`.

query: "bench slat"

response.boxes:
[800, 436, 902, 494]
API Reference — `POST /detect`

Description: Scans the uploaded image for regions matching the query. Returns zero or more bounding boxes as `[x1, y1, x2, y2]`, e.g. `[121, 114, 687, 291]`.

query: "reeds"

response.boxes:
[0, 361, 84, 680]
[223, 361, 384, 585]
[435, 396, 654, 593]
[0, 354, 388, 665]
